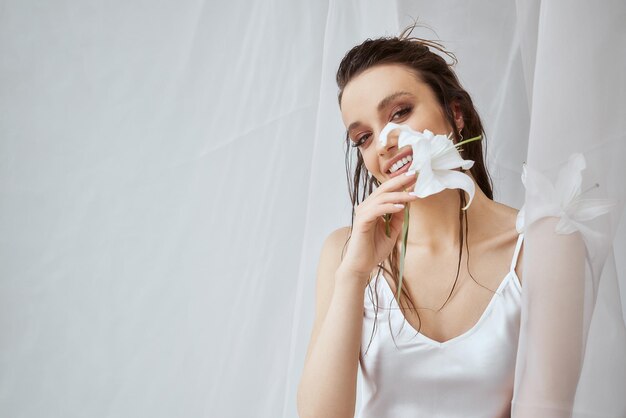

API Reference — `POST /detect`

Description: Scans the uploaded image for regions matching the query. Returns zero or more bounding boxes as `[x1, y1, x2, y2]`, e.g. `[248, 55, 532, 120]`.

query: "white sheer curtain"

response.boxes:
[1, 1, 624, 417]
[511, 1, 626, 416]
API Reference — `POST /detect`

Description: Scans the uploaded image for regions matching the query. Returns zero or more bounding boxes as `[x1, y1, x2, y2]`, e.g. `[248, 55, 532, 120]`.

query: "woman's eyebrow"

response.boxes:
[377, 91, 414, 112]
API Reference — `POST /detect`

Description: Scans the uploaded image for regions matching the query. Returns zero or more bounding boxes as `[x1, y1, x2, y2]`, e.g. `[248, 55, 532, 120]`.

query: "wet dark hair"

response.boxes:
[335, 22, 495, 353]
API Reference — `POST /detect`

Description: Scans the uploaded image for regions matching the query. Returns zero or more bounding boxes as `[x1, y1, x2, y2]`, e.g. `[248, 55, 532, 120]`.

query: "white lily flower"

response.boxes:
[515, 153, 617, 260]
[379, 122, 476, 210]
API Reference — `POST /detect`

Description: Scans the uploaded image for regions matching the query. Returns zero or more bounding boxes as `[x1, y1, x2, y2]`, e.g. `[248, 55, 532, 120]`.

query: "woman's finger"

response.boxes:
[373, 171, 417, 195]
[356, 202, 407, 223]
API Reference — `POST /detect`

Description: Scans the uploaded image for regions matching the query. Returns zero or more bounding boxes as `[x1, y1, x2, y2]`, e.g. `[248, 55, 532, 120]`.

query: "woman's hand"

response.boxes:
[338, 172, 418, 287]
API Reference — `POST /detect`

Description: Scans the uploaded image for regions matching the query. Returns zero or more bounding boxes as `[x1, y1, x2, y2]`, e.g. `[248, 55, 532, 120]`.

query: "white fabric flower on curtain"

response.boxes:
[379, 122, 477, 210]
[515, 152, 617, 261]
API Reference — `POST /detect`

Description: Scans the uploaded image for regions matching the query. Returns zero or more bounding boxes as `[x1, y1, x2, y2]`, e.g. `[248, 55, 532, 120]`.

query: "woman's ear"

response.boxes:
[452, 102, 464, 131]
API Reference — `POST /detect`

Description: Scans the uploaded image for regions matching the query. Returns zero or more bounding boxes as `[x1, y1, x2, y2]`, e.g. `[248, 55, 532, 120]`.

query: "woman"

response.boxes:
[297, 25, 525, 417]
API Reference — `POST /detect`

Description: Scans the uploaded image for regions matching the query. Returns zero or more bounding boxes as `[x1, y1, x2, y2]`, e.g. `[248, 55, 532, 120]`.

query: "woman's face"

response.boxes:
[340, 63, 462, 184]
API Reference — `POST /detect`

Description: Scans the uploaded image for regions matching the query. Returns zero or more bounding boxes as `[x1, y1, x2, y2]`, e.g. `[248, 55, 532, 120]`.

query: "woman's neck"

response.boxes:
[402, 175, 490, 253]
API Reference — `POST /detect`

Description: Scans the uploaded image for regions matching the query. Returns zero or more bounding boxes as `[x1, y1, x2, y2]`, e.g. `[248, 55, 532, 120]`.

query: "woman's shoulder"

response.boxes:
[322, 226, 352, 257]
[488, 201, 524, 281]
[492, 199, 521, 217]
[326, 225, 352, 240]
[472, 199, 523, 274]
[484, 199, 521, 236]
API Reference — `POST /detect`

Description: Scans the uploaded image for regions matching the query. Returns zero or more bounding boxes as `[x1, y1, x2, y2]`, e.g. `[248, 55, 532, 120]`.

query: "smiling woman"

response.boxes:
[297, 5, 626, 416]
[297, 23, 529, 418]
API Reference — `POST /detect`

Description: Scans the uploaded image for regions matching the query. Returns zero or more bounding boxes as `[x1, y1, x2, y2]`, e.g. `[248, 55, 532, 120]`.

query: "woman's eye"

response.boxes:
[351, 133, 371, 148]
[392, 106, 412, 120]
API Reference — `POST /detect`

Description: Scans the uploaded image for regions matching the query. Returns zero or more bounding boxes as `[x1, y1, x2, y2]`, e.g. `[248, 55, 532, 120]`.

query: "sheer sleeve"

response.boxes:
[512, 216, 587, 416]
[512, 155, 625, 417]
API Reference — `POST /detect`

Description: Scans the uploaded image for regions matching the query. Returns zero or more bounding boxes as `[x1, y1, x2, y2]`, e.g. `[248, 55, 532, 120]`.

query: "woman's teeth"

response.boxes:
[389, 155, 413, 173]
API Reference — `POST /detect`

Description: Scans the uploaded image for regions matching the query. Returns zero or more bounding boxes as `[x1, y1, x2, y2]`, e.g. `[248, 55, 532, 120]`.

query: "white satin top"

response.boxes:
[356, 232, 524, 418]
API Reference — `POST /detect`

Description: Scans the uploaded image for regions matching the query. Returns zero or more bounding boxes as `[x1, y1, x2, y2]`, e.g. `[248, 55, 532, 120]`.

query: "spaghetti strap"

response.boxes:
[510, 232, 525, 272]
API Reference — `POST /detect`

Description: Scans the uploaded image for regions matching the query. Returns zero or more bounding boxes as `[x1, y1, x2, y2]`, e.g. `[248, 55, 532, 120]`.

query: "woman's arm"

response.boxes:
[297, 227, 368, 418]
[298, 173, 416, 417]
[512, 216, 586, 417]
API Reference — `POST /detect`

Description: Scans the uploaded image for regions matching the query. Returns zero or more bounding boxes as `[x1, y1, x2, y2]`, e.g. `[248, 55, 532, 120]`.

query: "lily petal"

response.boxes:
[379, 122, 423, 147]
[398, 131, 423, 148]
[411, 165, 444, 198]
[566, 198, 617, 222]
[431, 145, 475, 170]
[410, 168, 475, 209]
[555, 212, 580, 235]
[406, 137, 432, 173]
[426, 133, 451, 158]
[555, 153, 585, 208]
[521, 162, 560, 214]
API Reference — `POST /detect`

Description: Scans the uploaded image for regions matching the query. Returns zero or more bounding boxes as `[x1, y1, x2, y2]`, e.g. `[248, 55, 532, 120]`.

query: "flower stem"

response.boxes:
[455, 135, 482, 147]
[383, 213, 392, 237]
[396, 204, 410, 303]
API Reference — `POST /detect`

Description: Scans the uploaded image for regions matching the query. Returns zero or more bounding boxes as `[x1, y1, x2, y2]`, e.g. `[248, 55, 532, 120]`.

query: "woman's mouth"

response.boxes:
[388, 155, 413, 178]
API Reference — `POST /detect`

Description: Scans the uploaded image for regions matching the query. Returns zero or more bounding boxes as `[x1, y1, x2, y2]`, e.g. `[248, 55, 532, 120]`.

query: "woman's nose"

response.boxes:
[376, 128, 398, 155]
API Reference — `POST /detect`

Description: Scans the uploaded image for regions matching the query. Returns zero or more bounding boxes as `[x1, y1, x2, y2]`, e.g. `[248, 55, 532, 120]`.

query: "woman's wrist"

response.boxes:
[334, 265, 370, 292]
